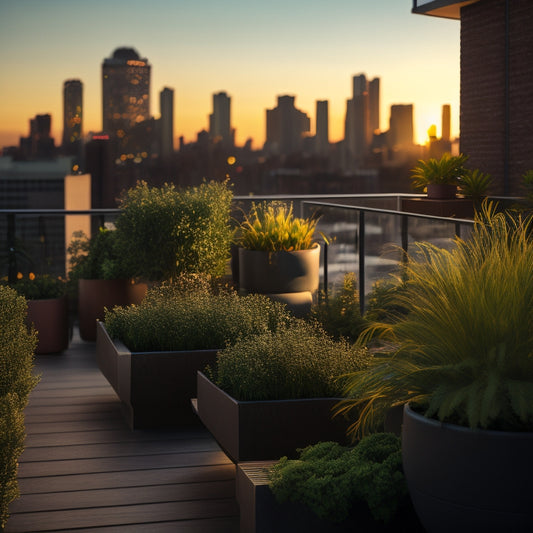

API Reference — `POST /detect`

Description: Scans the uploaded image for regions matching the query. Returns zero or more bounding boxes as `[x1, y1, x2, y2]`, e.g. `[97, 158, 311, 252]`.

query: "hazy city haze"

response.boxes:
[0, 0, 460, 149]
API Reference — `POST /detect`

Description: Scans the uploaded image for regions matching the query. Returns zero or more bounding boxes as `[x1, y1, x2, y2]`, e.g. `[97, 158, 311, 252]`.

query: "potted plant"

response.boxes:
[457, 168, 492, 206]
[68, 227, 134, 342]
[195, 319, 370, 462]
[336, 202, 533, 531]
[6, 272, 69, 354]
[409, 152, 468, 199]
[113, 180, 234, 283]
[0, 285, 39, 530]
[236, 201, 321, 316]
[236, 434, 423, 533]
[97, 275, 292, 428]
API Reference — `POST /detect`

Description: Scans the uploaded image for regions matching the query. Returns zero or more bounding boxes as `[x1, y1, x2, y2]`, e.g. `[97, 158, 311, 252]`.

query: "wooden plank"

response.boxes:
[17, 463, 236, 494]
[6, 498, 239, 532]
[25, 418, 128, 434]
[10, 479, 236, 513]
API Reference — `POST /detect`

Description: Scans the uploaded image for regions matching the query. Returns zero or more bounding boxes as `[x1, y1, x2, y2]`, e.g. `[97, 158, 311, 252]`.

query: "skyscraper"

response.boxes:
[160, 87, 174, 159]
[441, 104, 451, 142]
[315, 100, 329, 156]
[209, 92, 232, 146]
[265, 95, 310, 156]
[368, 78, 380, 136]
[388, 104, 414, 149]
[102, 47, 151, 142]
[62, 79, 83, 156]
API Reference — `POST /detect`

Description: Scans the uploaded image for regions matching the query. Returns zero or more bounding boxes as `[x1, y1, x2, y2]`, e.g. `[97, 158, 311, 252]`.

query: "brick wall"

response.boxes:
[460, 0, 533, 196]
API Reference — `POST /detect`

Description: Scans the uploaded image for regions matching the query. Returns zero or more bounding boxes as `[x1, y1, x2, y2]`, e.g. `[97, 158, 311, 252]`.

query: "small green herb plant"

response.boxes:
[208, 319, 369, 401]
[104, 275, 292, 352]
[336, 202, 533, 439]
[410, 152, 468, 191]
[238, 201, 319, 252]
[269, 433, 407, 524]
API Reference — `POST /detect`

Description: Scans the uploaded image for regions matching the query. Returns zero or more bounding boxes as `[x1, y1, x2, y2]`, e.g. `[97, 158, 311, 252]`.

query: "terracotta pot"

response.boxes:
[78, 279, 130, 341]
[402, 404, 533, 532]
[426, 183, 457, 199]
[26, 296, 69, 354]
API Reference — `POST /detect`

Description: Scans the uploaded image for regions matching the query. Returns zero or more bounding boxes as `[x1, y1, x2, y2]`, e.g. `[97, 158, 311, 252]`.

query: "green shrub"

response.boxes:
[5, 273, 66, 300]
[457, 168, 492, 200]
[337, 202, 533, 438]
[104, 276, 292, 352]
[364, 278, 411, 324]
[114, 180, 234, 281]
[410, 152, 468, 191]
[311, 273, 367, 342]
[238, 201, 319, 251]
[269, 433, 407, 523]
[0, 286, 39, 529]
[210, 319, 370, 401]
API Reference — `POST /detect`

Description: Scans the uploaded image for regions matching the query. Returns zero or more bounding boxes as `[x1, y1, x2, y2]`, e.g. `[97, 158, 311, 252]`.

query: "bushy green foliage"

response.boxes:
[104, 275, 292, 352]
[114, 180, 234, 281]
[364, 278, 410, 324]
[210, 319, 369, 401]
[311, 273, 367, 342]
[0, 286, 39, 529]
[337, 202, 533, 438]
[238, 201, 319, 251]
[458, 168, 493, 200]
[410, 152, 468, 191]
[5, 273, 66, 300]
[269, 433, 407, 523]
[68, 227, 128, 280]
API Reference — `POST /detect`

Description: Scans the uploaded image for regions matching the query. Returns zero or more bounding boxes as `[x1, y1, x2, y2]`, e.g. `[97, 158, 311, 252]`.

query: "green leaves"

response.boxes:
[239, 201, 319, 252]
[410, 152, 468, 191]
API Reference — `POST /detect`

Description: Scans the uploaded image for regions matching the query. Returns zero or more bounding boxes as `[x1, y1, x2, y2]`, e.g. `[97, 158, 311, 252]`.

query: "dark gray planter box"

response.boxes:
[96, 321, 218, 429]
[195, 371, 349, 463]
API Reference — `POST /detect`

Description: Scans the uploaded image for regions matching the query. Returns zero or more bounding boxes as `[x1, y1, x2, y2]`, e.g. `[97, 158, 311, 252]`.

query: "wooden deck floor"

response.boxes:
[5, 330, 240, 532]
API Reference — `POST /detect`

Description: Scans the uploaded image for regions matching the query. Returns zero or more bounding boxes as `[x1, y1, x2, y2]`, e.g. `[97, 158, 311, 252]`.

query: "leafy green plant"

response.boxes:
[310, 272, 367, 342]
[458, 168, 492, 200]
[113, 180, 234, 281]
[269, 433, 407, 523]
[410, 152, 468, 191]
[4, 273, 66, 300]
[209, 319, 369, 401]
[68, 227, 128, 280]
[364, 278, 411, 324]
[104, 275, 292, 352]
[336, 202, 533, 439]
[238, 201, 319, 252]
[0, 286, 39, 529]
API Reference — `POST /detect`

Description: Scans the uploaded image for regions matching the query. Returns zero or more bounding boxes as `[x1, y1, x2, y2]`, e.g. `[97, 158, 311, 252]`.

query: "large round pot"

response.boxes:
[78, 279, 130, 341]
[238, 244, 320, 294]
[402, 404, 533, 532]
[26, 296, 69, 354]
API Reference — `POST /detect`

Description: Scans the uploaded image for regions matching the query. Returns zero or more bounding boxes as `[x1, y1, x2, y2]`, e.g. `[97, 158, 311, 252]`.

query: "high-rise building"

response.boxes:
[265, 95, 310, 156]
[102, 47, 151, 149]
[209, 92, 232, 146]
[315, 100, 329, 156]
[62, 80, 83, 157]
[368, 78, 380, 136]
[388, 104, 414, 149]
[441, 104, 451, 142]
[19, 114, 55, 160]
[159, 87, 174, 158]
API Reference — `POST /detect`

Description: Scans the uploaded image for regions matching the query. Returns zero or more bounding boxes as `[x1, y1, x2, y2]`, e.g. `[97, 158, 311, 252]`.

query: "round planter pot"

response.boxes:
[238, 244, 320, 294]
[78, 279, 130, 341]
[426, 183, 457, 199]
[26, 296, 69, 354]
[402, 404, 533, 532]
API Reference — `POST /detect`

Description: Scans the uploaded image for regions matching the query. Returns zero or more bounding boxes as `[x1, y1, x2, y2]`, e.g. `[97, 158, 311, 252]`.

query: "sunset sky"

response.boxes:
[0, 0, 460, 150]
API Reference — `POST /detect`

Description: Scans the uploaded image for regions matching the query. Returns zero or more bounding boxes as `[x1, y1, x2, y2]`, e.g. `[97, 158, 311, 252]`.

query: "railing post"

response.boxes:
[401, 214, 409, 261]
[7, 213, 17, 284]
[358, 210, 365, 315]
[323, 241, 328, 302]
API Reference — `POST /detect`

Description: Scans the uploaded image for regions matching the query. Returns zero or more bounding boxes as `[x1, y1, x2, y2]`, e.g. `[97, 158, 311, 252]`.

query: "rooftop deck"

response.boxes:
[6, 330, 240, 532]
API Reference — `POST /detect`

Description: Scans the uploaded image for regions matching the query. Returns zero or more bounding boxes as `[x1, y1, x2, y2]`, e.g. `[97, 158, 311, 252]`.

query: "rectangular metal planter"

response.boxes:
[195, 371, 349, 463]
[96, 321, 218, 429]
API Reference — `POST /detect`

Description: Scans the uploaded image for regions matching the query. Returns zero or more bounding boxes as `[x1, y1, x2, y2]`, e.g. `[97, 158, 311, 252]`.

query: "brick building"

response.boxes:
[413, 0, 533, 196]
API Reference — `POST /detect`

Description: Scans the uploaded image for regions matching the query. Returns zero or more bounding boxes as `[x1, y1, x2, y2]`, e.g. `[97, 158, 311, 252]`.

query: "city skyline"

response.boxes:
[0, 0, 460, 150]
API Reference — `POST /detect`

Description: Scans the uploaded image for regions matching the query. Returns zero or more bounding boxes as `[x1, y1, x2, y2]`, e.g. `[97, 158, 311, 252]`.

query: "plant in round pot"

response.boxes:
[5, 272, 69, 354]
[113, 180, 234, 283]
[457, 168, 493, 206]
[197, 319, 370, 462]
[236, 201, 321, 316]
[410, 152, 468, 199]
[335, 202, 533, 531]
[68, 227, 133, 342]
[98, 275, 292, 428]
